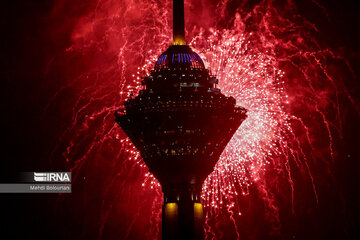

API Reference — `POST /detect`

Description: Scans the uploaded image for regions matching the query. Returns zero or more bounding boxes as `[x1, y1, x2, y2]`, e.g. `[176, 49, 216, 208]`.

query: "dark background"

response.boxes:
[1, 0, 359, 239]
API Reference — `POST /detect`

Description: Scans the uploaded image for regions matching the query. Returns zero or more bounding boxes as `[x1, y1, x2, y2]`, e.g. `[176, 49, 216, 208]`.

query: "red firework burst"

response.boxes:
[36, 0, 358, 239]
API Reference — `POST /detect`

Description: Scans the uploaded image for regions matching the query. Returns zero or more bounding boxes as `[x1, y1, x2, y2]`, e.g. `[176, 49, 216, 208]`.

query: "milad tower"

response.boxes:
[115, 0, 247, 239]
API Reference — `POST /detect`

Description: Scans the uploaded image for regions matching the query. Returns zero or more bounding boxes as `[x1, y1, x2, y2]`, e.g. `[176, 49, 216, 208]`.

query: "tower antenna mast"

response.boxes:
[173, 0, 186, 45]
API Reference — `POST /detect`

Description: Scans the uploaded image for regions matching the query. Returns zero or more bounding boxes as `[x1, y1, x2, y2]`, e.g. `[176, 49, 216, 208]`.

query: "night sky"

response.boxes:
[1, 0, 359, 239]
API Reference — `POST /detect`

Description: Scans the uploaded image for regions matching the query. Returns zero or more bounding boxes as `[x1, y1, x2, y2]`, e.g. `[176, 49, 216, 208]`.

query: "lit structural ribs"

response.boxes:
[115, 0, 247, 239]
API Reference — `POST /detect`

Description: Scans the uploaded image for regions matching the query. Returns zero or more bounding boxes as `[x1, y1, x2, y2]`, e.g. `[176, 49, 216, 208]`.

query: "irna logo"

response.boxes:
[34, 172, 71, 182]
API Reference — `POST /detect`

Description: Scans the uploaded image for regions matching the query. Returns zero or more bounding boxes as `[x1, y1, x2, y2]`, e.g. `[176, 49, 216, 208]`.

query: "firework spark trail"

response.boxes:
[227, 202, 240, 240]
[145, 187, 163, 239]
[44, 0, 356, 238]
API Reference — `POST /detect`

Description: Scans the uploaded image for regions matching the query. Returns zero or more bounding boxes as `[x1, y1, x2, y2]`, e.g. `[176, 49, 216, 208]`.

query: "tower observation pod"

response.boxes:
[115, 0, 247, 239]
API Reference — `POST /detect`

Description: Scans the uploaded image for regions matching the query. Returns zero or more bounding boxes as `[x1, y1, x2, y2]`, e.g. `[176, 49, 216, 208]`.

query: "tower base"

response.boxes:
[162, 186, 204, 240]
